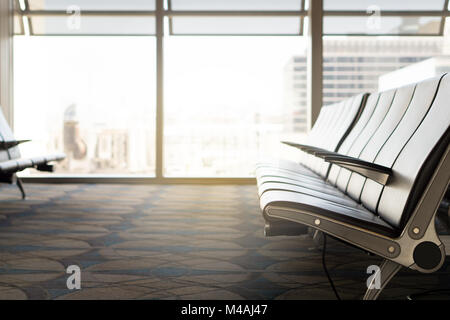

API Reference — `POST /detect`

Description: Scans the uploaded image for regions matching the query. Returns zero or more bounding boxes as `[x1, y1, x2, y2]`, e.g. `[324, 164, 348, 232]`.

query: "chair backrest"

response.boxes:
[371, 74, 449, 228]
[346, 83, 416, 200]
[316, 93, 368, 177]
[327, 93, 380, 185]
[334, 89, 396, 191]
[303, 99, 352, 172]
[301, 94, 367, 177]
[327, 73, 449, 229]
[0, 106, 20, 162]
[359, 76, 441, 214]
[297, 99, 346, 171]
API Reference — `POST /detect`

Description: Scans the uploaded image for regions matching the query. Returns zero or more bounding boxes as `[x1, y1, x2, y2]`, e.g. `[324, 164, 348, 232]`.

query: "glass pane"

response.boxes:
[31, 16, 156, 35]
[322, 36, 444, 105]
[374, 20, 450, 90]
[170, 0, 302, 11]
[172, 17, 301, 35]
[14, 37, 156, 176]
[28, 0, 155, 11]
[164, 37, 307, 177]
[324, 0, 445, 11]
[324, 16, 441, 35]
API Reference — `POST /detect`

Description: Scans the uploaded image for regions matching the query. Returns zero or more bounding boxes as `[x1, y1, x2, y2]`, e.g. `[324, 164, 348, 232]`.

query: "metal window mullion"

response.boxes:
[307, 0, 323, 130]
[439, 0, 450, 35]
[165, 10, 307, 17]
[22, 0, 32, 36]
[25, 10, 157, 16]
[21, 10, 450, 17]
[324, 10, 449, 17]
[155, 0, 164, 178]
[15, 0, 24, 35]
[167, 0, 174, 36]
[24, 10, 307, 17]
[18, 14, 25, 36]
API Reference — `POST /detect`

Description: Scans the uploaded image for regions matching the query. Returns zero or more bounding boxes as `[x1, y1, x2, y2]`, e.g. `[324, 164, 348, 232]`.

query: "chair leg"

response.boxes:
[363, 259, 402, 300]
[16, 176, 26, 199]
[441, 235, 450, 256]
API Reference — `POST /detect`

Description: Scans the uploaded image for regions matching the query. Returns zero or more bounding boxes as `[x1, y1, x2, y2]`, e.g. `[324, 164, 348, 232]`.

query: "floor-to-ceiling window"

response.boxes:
[14, 37, 157, 176]
[13, 0, 308, 179]
[163, 0, 308, 177]
[320, 0, 449, 104]
[14, 0, 157, 176]
[164, 37, 306, 177]
[12, 0, 450, 180]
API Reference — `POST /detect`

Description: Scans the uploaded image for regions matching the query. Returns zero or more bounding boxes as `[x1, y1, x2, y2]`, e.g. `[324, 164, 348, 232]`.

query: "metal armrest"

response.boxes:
[324, 154, 392, 185]
[0, 139, 31, 150]
[281, 141, 328, 155]
[36, 163, 54, 172]
[313, 150, 342, 159]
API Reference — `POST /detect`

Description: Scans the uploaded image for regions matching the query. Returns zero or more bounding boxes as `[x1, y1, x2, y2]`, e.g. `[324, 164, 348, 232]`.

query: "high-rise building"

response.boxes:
[284, 56, 308, 133]
[379, 55, 450, 91]
[94, 129, 129, 171]
[284, 37, 444, 133]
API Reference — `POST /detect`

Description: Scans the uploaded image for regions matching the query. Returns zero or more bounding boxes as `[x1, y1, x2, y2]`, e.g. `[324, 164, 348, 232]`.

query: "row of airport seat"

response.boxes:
[256, 74, 450, 299]
[0, 107, 65, 198]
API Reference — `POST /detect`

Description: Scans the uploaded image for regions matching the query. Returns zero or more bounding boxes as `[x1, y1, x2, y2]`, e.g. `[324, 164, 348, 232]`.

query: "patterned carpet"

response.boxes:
[0, 183, 448, 300]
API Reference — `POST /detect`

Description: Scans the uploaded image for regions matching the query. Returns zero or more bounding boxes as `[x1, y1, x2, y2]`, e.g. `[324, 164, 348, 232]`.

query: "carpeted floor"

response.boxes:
[0, 183, 448, 300]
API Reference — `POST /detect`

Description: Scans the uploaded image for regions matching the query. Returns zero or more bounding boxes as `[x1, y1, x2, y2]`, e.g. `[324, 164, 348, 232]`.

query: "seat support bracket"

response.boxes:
[363, 259, 402, 300]
[15, 175, 26, 199]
